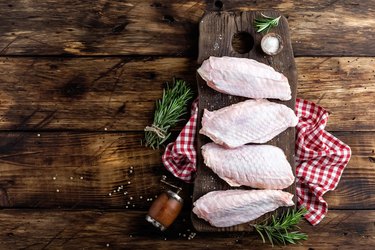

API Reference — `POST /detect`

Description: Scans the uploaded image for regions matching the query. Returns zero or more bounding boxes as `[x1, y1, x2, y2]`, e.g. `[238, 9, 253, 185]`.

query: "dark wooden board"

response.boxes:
[1, 0, 375, 56]
[0, 0, 373, 248]
[0, 56, 374, 131]
[0, 209, 374, 249]
[0, 131, 373, 209]
[192, 11, 297, 232]
[0, 131, 191, 209]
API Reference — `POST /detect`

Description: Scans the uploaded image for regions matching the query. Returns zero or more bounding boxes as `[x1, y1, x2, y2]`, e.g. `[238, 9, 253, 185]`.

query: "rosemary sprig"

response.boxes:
[252, 207, 308, 246]
[254, 14, 281, 33]
[144, 78, 193, 149]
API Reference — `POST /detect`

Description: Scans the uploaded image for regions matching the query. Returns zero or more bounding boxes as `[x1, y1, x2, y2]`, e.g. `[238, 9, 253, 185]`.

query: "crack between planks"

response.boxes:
[40, 228, 66, 250]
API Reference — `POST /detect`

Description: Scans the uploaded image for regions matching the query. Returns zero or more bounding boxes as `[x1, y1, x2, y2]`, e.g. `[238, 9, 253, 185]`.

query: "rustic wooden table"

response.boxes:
[0, 0, 374, 249]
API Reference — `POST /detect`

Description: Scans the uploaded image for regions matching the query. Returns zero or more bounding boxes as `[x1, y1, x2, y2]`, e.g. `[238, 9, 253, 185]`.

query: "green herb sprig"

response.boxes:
[252, 207, 308, 246]
[254, 14, 281, 33]
[144, 78, 193, 149]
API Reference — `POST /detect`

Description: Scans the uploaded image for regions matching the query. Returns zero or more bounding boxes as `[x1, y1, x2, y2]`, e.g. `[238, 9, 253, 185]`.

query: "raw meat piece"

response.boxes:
[197, 56, 291, 100]
[200, 99, 298, 148]
[202, 143, 294, 189]
[193, 189, 294, 227]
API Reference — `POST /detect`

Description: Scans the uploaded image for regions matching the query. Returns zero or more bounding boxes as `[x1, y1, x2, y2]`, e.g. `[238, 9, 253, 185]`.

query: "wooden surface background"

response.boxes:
[192, 11, 297, 232]
[0, 0, 374, 249]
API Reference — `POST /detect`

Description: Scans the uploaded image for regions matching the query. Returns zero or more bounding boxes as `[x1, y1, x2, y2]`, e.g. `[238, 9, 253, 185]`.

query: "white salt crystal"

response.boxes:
[262, 36, 280, 54]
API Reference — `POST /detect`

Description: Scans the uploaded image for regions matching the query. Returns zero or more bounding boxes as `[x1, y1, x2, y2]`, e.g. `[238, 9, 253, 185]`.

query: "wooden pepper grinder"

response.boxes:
[146, 175, 183, 231]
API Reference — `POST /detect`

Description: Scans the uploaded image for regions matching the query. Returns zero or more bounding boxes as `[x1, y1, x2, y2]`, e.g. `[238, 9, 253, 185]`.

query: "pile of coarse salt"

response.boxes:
[262, 36, 279, 54]
[261, 34, 283, 55]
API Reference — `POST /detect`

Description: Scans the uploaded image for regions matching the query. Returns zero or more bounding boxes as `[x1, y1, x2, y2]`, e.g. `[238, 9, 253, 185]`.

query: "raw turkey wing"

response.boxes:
[202, 143, 294, 189]
[199, 99, 298, 148]
[197, 56, 291, 101]
[193, 189, 294, 227]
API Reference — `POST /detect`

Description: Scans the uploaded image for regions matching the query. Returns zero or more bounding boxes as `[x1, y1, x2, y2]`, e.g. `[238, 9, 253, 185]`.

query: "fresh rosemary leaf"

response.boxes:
[254, 14, 281, 33]
[252, 207, 308, 246]
[144, 78, 193, 149]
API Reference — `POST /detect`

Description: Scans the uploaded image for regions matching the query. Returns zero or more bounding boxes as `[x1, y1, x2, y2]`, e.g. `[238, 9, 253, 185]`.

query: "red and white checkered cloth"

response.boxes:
[162, 98, 351, 225]
[294, 99, 351, 225]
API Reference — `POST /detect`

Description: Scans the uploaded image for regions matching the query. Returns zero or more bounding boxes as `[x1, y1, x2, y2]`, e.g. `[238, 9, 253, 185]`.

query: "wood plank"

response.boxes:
[325, 132, 375, 209]
[0, 1, 374, 56]
[215, 0, 375, 56]
[0, 209, 373, 249]
[0, 132, 191, 209]
[0, 132, 373, 209]
[0, 57, 374, 131]
[296, 57, 375, 132]
[192, 11, 297, 232]
[0, 57, 197, 131]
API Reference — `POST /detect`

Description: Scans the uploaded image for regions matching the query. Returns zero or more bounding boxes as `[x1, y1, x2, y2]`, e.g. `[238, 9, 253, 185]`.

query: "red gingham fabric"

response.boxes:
[294, 98, 351, 225]
[162, 100, 198, 181]
[162, 98, 351, 225]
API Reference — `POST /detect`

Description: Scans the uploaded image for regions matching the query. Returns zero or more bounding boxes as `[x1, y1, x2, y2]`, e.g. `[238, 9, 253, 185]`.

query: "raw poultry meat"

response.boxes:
[202, 143, 294, 189]
[193, 189, 294, 227]
[200, 99, 298, 148]
[197, 56, 291, 100]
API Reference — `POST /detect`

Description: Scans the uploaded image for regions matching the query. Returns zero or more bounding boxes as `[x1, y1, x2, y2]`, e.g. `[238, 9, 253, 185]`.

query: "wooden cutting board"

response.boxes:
[192, 11, 298, 232]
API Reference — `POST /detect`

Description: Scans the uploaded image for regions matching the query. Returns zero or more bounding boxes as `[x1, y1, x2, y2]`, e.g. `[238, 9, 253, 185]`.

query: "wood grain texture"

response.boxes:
[0, 0, 373, 247]
[0, 57, 374, 131]
[0, 209, 373, 249]
[325, 132, 375, 209]
[0, 0, 375, 56]
[0, 57, 197, 131]
[296, 57, 375, 132]
[0, 0, 204, 56]
[0, 132, 192, 209]
[192, 11, 297, 232]
[0, 131, 373, 209]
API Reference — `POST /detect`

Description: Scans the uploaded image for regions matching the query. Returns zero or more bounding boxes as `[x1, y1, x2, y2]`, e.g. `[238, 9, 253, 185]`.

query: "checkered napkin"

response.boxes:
[162, 98, 351, 225]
